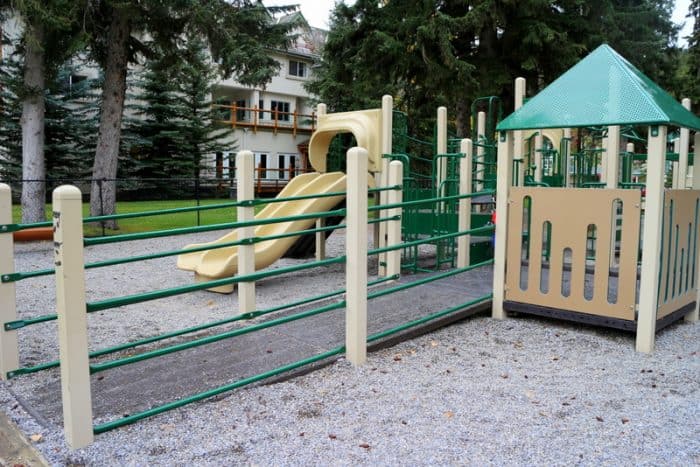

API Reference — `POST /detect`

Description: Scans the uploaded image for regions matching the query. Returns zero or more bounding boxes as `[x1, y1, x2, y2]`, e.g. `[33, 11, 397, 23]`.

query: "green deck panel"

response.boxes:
[497, 44, 700, 132]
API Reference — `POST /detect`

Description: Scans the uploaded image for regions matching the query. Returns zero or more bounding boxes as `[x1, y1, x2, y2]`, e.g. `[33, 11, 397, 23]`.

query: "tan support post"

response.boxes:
[493, 131, 514, 320]
[636, 126, 667, 353]
[317, 103, 327, 118]
[476, 111, 486, 191]
[315, 218, 326, 262]
[457, 139, 473, 268]
[563, 128, 572, 188]
[53, 185, 94, 449]
[385, 160, 402, 279]
[378, 95, 393, 276]
[237, 150, 255, 314]
[693, 133, 700, 190]
[534, 132, 543, 183]
[514, 78, 526, 186]
[689, 132, 700, 323]
[0, 184, 19, 379]
[605, 126, 620, 188]
[672, 138, 680, 188]
[437, 107, 448, 195]
[678, 99, 691, 189]
[345, 147, 368, 365]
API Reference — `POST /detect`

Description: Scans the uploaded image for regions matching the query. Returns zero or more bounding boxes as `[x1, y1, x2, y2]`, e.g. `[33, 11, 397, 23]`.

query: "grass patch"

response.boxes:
[12, 199, 243, 236]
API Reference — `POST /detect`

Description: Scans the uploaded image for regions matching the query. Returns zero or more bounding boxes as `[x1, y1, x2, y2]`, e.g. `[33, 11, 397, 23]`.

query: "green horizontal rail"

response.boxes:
[82, 200, 243, 224]
[369, 190, 495, 212]
[5, 275, 397, 379]
[369, 225, 495, 257]
[4, 213, 400, 284]
[0, 221, 53, 234]
[367, 259, 494, 300]
[89, 299, 347, 373]
[92, 345, 346, 434]
[5, 255, 347, 330]
[92, 264, 495, 435]
[84, 208, 347, 246]
[367, 292, 492, 342]
[87, 255, 346, 312]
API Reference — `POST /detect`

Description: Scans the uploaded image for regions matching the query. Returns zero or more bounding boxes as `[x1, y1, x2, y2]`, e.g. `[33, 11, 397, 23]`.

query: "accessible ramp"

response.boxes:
[177, 171, 348, 292]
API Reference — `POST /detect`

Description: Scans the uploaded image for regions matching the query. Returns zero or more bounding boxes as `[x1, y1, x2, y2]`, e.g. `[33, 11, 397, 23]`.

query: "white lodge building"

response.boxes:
[210, 13, 325, 193]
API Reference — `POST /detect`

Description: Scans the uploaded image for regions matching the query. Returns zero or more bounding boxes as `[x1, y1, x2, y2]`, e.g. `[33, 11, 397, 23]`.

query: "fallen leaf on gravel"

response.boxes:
[539, 411, 547, 417]
[430, 340, 439, 347]
[299, 432, 305, 437]
[206, 300, 215, 307]
[359, 443, 371, 449]
[500, 373, 509, 379]
[621, 418, 630, 424]
[596, 416, 604, 422]
[525, 390, 536, 399]
[159, 424, 175, 432]
[551, 356, 559, 361]
[329, 434, 337, 440]
[29, 433, 43, 443]
[443, 411, 454, 419]
[393, 355, 402, 361]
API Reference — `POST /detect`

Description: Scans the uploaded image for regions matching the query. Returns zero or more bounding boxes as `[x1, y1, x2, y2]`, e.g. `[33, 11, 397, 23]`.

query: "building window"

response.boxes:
[235, 99, 247, 121]
[270, 100, 290, 121]
[255, 153, 268, 179]
[289, 60, 307, 78]
[258, 99, 265, 119]
[215, 98, 231, 121]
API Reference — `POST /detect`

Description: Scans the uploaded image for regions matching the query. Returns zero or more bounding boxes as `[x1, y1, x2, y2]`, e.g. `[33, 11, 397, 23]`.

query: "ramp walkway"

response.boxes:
[15, 266, 493, 427]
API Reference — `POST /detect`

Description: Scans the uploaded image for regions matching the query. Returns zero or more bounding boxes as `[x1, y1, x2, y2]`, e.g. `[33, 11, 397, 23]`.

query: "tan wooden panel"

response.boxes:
[505, 188, 641, 320]
[657, 190, 700, 318]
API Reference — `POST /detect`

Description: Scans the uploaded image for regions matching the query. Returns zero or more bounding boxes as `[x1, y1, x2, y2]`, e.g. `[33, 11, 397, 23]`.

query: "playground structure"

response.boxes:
[0, 43, 698, 451]
[492, 44, 700, 353]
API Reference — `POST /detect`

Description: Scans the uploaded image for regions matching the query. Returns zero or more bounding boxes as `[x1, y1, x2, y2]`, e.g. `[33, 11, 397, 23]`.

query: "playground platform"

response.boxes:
[14, 266, 494, 427]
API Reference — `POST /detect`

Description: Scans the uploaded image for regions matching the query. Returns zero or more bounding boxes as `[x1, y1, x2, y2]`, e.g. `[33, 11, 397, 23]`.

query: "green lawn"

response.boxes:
[12, 196, 369, 236]
[12, 199, 244, 236]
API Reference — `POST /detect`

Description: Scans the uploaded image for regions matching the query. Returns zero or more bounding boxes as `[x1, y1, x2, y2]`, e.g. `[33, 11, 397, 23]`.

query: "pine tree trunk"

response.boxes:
[90, 9, 130, 229]
[20, 22, 46, 224]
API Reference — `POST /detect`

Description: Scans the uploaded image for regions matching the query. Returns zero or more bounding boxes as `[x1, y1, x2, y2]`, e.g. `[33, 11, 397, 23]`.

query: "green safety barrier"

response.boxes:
[6, 275, 398, 379]
[92, 280, 493, 435]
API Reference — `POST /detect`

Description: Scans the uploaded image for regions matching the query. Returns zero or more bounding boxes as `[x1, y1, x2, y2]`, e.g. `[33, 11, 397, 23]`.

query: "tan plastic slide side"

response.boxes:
[177, 171, 348, 290]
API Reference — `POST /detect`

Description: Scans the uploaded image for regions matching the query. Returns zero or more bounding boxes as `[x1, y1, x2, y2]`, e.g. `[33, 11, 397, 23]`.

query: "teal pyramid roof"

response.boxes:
[497, 44, 700, 131]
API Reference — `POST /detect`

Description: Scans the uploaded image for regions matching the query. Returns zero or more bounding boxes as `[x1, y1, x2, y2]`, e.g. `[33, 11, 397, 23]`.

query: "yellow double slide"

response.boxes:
[176, 171, 347, 292]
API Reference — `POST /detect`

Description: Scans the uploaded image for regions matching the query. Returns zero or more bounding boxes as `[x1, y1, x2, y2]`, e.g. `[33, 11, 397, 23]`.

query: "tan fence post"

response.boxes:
[0, 184, 19, 379]
[636, 125, 667, 353]
[514, 78, 526, 187]
[493, 131, 514, 320]
[678, 99, 691, 189]
[315, 218, 326, 261]
[377, 95, 393, 277]
[605, 126, 620, 188]
[345, 147, 368, 365]
[457, 139, 473, 268]
[53, 185, 94, 448]
[237, 150, 256, 314]
[385, 160, 403, 279]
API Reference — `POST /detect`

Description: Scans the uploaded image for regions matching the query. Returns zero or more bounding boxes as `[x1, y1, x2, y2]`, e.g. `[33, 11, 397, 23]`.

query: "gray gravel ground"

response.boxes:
[1, 229, 699, 466]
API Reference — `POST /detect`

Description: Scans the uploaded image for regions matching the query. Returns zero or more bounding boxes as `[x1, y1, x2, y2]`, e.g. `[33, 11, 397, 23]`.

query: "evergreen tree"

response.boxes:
[685, 0, 700, 105]
[0, 45, 22, 180]
[121, 37, 235, 196]
[177, 35, 236, 184]
[44, 65, 100, 181]
[310, 0, 681, 137]
[0, 0, 87, 222]
[86, 0, 296, 227]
